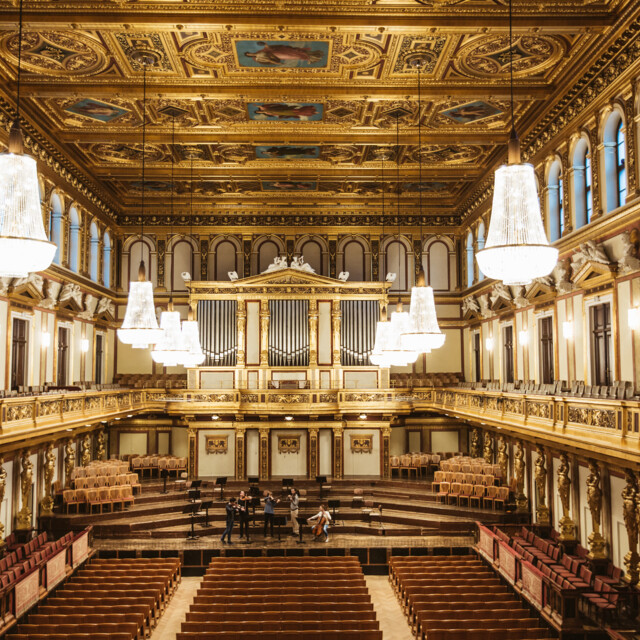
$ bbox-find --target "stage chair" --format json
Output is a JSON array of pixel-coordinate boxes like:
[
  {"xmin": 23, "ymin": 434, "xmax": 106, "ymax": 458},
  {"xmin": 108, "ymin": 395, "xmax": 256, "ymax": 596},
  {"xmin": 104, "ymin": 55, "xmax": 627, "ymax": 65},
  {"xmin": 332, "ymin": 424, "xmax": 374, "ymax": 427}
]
[
  {"xmin": 493, "ymin": 486, "xmax": 510, "ymax": 510},
  {"xmin": 469, "ymin": 484, "xmax": 485, "ymax": 508},
  {"xmin": 352, "ymin": 488, "xmax": 364, "ymax": 508},
  {"xmin": 109, "ymin": 486, "xmax": 123, "ymax": 511},
  {"xmin": 432, "ymin": 471, "xmax": 445, "ymax": 493},
  {"xmin": 390, "ymin": 456, "xmax": 400, "ymax": 478},
  {"xmin": 63, "ymin": 490, "xmax": 77, "ymax": 514},
  {"xmin": 87, "ymin": 489, "xmax": 101, "ymax": 514},
  {"xmin": 436, "ymin": 481, "xmax": 450, "ymax": 504},
  {"xmin": 458, "ymin": 483, "xmax": 473, "ymax": 507},
  {"xmin": 99, "ymin": 487, "xmax": 113, "ymax": 513},
  {"xmin": 447, "ymin": 482, "xmax": 462, "ymax": 505},
  {"xmin": 483, "ymin": 485, "xmax": 498, "ymax": 509}
]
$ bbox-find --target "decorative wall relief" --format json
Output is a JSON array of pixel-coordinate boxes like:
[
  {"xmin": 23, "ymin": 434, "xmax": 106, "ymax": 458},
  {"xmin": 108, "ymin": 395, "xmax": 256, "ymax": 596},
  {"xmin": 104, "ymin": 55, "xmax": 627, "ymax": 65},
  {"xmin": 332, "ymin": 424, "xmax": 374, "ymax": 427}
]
[
  {"xmin": 278, "ymin": 435, "xmax": 301, "ymax": 454},
  {"xmin": 350, "ymin": 434, "xmax": 373, "ymax": 453},
  {"xmin": 205, "ymin": 435, "xmax": 228, "ymax": 454}
]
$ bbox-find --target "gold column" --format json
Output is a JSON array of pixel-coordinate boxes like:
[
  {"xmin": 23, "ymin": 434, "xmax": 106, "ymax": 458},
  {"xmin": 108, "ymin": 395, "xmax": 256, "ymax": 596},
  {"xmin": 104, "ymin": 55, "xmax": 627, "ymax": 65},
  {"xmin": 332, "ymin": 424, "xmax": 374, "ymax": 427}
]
[
  {"xmin": 81, "ymin": 433, "xmax": 91, "ymax": 467},
  {"xmin": 332, "ymin": 424, "xmax": 343, "ymax": 480},
  {"xmin": 260, "ymin": 299, "xmax": 269, "ymax": 366},
  {"xmin": 235, "ymin": 426, "xmax": 246, "ymax": 480},
  {"xmin": 534, "ymin": 445, "xmax": 550, "ymax": 525},
  {"xmin": 187, "ymin": 425, "xmax": 197, "ymax": 479},
  {"xmin": 308, "ymin": 428, "xmax": 318, "ymax": 479},
  {"xmin": 0, "ymin": 459, "xmax": 5, "ymax": 548},
  {"xmin": 16, "ymin": 451, "xmax": 33, "ymax": 530},
  {"xmin": 483, "ymin": 431, "xmax": 493, "ymax": 463},
  {"xmin": 64, "ymin": 439, "xmax": 75, "ymax": 489},
  {"xmin": 40, "ymin": 443, "xmax": 55, "ymax": 517},
  {"xmin": 622, "ymin": 470, "xmax": 639, "ymax": 584},
  {"xmin": 586, "ymin": 460, "xmax": 607, "ymax": 559},
  {"xmin": 381, "ymin": 426, "xmax": 391, "ymax": 479},
  {"xmin": 259, "ymin": 427, "xmax": 270, "ymax": 481},
  {"xmin": 237, "ymin": 300, "xmax": 246, "ymax": 367},
  {"xmin": 309, "ymin": 300, "xmax": 318, "ymax": 366},
  {"xmin": 331, "ymin": 299, "xmax": 341, "ymax": 366},
  {"xmin": 514, "ymin": 440, "xmax": 528, "ymax": 513},
  {"xmin": 497, "ymin": 435, "xmax": 509, "ymax": 483},
  {"xmin": 558, "ymin": 452, "xmax": 577, "ymax": 541},
  {"xmin": 96, "ymin": 429, "xmax": 106, "ymax": 462}
]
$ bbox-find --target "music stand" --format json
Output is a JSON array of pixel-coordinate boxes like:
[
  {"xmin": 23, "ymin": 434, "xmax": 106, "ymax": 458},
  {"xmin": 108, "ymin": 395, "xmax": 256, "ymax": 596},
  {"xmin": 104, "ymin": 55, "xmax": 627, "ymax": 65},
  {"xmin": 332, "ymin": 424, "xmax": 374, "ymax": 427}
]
[
  {"xmin": 316, "ymin": 475, "xmax": 327, "ymax": 498},
  {"xmin": 297, "ymin": 513, "xmax": 308, "ymax": 544},
  {"xmin": 160, "ymin": 468, "xmax": 169, "ymax": 494},
  {"xmin": 199, "ymin": 500, "xmax": 213, "ymax": 528},
  {"xmin": 216, "ymin": 477, "xmax": 227, "ymax": 500},
  {"xmin": 272, "ymin": 514, "xmax": 287, "ymax": 541},
  {"xmin": 190, "ymin": 479, "xmax": 202, "ymax": 490},
  {"xmin": 328, "ymin": 499, "xmax": 340, "ymax": 526},
  {"xmin": 248, "ymin": 476, "xmax": 259, "ymax": 486},
  {"xmin": 183, "ymin": 502, "xmax": 201, "ymax": 540},
  {"xmin": 188, "ymin": 489, "xmax": 201, "ymax": 503},
  {"xmin": 249, "ymin": 485, "xmax": 260, "ymax": 498}
]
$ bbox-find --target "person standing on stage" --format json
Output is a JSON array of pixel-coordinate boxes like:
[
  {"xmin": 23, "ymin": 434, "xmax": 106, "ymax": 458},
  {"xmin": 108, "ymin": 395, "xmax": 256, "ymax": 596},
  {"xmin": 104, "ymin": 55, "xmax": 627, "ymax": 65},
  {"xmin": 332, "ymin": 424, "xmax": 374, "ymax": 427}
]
[
  {"xmin": 307, "ymin": 504, "xmax": 332, "ymax": 542},
  {"xmin": 288, "ymin": 487, "xmax": 300, "ymax": 536},
  {"xmin": 237, "ymin": 490, "xmax": 251, "ymax": 542},
  {"xmin": 220, "ymin": 496, "xmax": 237, "ymax": 544},
  {"xmin": 262, "ymin": 490, "xmax": 280, "ymax": 538}
]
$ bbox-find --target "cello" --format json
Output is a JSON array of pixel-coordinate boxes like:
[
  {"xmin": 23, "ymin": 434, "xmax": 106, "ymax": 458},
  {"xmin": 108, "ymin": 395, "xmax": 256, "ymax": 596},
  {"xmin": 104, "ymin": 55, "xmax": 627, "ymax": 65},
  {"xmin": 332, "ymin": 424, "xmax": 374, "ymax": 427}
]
[{"xmin": 311, "ymin": 509, "xmax": 328, "ymax": 539}]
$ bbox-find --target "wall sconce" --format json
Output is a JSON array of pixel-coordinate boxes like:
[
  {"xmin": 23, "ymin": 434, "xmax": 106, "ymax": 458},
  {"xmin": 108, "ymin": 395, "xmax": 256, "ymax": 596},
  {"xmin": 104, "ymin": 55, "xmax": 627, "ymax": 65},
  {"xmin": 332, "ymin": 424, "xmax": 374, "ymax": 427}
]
[
  {"xmin": 81, "ymin": 338, "xmax": 90, "ymax": 353},
  {"xmin": 629, "ymin": 307, "xmax": 640, "ymax": 331},
  {"xmin": 562, "ymin": 321, "xmax": 574, "ymax": 340},
  {"xmin": 284, "ymin": 416, "xmax": 294, "ymax": 421},
  {"xmin": 41, "ymin": 330, "xmax": 50, "ymax": 348},
  {"xmin": 359, "ymin": 413, "xmax": 367, "ymax": 420},
  {"xmin": 518, "ymin": 330, "xmax": 529, "ymax": 345},
  {"xmin": 485, "ymin": 337, "xmax": 494, "ymax": 351}
]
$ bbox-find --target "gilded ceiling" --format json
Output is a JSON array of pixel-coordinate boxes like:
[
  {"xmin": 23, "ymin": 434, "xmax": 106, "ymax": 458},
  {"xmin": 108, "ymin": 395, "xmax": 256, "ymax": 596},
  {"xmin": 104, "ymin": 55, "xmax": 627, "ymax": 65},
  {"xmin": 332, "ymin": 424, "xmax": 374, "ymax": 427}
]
[{"xmin": 0, "ymin": 0, "xmax": 632, "ymax": 225}]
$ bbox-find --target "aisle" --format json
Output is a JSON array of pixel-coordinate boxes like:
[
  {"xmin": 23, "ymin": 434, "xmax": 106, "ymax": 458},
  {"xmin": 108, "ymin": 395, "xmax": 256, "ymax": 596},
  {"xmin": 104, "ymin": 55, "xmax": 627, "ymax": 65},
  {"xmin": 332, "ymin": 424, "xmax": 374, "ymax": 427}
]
[
  {"xmin": 365, "ymin": 574, "xmax": 414, "ymax": 640},
  {"xmin": 150, "ymin": 576, "xmax": 201, "ymax": 640}
]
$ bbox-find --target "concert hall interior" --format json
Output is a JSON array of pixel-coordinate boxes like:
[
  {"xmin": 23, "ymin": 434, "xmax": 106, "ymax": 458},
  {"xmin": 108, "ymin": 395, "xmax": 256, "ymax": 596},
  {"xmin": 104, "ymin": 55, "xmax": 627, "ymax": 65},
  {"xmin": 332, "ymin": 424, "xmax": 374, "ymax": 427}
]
[{"xmin": 0, "ymin": 0, "xmax": 640, "ymax": 638}]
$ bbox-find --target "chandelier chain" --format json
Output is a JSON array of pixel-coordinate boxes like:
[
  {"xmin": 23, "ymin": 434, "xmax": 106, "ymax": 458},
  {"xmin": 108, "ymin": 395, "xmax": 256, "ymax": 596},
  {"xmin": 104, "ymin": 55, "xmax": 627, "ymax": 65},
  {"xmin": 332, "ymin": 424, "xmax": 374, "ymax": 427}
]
[{"xmin": 15, "ymin": 0, "xmax": 23, "ymax": 121}]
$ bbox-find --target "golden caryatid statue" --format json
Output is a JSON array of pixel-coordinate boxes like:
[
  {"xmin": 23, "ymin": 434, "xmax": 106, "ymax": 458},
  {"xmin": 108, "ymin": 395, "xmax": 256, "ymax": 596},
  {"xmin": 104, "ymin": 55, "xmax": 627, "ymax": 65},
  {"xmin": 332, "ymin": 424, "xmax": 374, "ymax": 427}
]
[
  {"xmin": 586, "ymin": 461, "xmax": 607, "ymax": 559},
  {"xmin": 64, "ymin": 439, "xmax": 75, "ymax": 489},
  {"xmin": 622, "ymin": 470, "xmax": 639, "ymax": 584},
  {"xmin": 40, "ymin": 443, "xmax": 56, "ymax": 517},
  {"xmin": 558, "ymin": 452, "xmax": 576, "ymax": 541},
  {"xmin": 81, "ymin": 433, "xmax": 91, "ymax": 467},
  {"xmin": 96, "ymin": 429, "xmax": 106, "ymax": 462},
  {"xmin": 534, "ymin": 445, "xmax": 550, "ymax": 525},
  {"xmin": 0, "ymin": 458, "xmax": 7, "ymax": 546},
  {"xmin": 16, "ymin": 451, "xmax": 33, "ymax": 530},
  {"xmin": 497, "ymin": 435, "xmax": 508, "ymax": 484},
  {"xmin": 483, "ymin": 432, "xmax": 493, "ymax": 464},
  {"xmin": 514, "ymin": 440, "xmax": 527, "ymax": 513},
  {"xmin": 470, "ymin": 428, "xmax": 481, "ymax": 459}
]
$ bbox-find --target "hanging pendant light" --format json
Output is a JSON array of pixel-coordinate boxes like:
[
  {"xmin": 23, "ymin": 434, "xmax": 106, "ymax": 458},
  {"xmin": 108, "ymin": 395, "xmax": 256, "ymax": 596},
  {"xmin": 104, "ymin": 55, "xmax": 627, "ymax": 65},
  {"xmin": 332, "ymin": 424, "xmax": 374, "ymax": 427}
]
[
  {"xmin": 0, "ymin": 0, "xmax": 56, "ymax": 277},
  {"xmin": 401, "ymin": 55, "xmax": 446, "ymax": 353},
  {"xmin": 118, "ymin": 52, "xmax": 163, "ymax": 349},
  {"xmin": 475, "ymin": 0, "xmax": 557, "ymax": 286},
  {"xmin": 180, "ymin": 155, "xmax": 205, "ymax": 367},
  {"xmin": 152, "ymin": 115, "xmax": 190, "ymax": 366}
]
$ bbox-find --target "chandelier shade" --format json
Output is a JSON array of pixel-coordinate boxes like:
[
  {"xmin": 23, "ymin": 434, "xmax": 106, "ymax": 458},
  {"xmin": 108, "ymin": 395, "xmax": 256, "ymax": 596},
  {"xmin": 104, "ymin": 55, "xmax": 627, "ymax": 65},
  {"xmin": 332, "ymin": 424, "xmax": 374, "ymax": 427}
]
[
  {"xmin": 0, "ymin": 149, "xmax": 56, "ymax": 277},
  {"xmin": 401, "ymin": 275, "xmax": 446, "ymax": 353},
  {"xmin": 370, "ymin": 314, "xmax": 392, "ymax": 368},
  {"xmin": 180, "ymin": 318, "xmax": 206, "ymax": 367},
  {"xmin": 381, "ymin": 303, "xmax": 419, "ymax": 366},
  {"xmin": 476, "ymin": 162, "xmax": 558, "ymax": 286},
  {"xmin": 151, "ymin": 308, "xmax": 188, "ymax": 367}
]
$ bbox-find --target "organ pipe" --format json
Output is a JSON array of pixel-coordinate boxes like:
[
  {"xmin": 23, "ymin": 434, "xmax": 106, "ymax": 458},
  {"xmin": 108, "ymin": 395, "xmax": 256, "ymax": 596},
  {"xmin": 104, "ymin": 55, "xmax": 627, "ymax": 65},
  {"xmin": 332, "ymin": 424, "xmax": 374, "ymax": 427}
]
[
  {"xmin": 340, "ymin": 300, "xmax": 378, "ymax": 366},
  {"xmin": 268, "ymin": 300, "xmax": 310, "ymax": 366},
  {"xmin": 198, "ymin": 300, "xmax": 237, "ymax": 366}
]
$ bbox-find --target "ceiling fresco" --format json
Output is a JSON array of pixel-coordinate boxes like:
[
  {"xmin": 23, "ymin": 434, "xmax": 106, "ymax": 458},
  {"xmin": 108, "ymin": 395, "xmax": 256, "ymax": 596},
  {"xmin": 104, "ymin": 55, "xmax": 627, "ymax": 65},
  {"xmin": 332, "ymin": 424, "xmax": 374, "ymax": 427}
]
[{"xmin": 0, "ymin": 0, "xmax": 628, "ymax": 222}]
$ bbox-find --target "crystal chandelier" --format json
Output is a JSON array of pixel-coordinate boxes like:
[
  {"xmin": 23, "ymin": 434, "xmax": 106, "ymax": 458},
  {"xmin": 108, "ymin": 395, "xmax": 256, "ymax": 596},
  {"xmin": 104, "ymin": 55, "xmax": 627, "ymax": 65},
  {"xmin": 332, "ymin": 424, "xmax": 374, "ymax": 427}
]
[
  {"xmin": 117, "ymin": 52, "xmax": 162, "ymax": 349},
  {"xmin": 0, "ymin": 0, "xmax": 56, "ymax": 277},
  {"xmin": 400, "ymin": 55, "xmax": 446, "ymax": 354},
  {"xmin": 180, "ymin": 156, "xmax": 205, "ymax": 367},
  {"xmin": 475, "ymin": 0, "xmax": 557, "ymax": 286},
  {"xmin": 382, "ymin": 301, "xmax": 419, "ymax": 366}
]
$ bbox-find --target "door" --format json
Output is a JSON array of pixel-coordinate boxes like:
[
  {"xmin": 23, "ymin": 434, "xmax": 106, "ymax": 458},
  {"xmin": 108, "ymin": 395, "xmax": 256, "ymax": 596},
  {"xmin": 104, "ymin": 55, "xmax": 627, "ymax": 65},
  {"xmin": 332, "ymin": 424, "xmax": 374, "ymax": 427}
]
[
  {"xmin": 11, "ymin": 318, "xmax": 28, "ymax": 390},
  {"xmin": 94, "ymin": 333, "xmax": 104, "ymax": 384},
  {"xmin": 591, "ymin": 303, "xmax": 612, "ymax": 386},
  {"xmin": 503, "ymin": 325, "xmax": 514, "ymax": 383},
  {"xmin": 57, "ymin": 326, "xmax": 69, "ymax": 386},
  {"xmin": 539, "ymin": 316, "xmax": 554, "ymax": 384}
]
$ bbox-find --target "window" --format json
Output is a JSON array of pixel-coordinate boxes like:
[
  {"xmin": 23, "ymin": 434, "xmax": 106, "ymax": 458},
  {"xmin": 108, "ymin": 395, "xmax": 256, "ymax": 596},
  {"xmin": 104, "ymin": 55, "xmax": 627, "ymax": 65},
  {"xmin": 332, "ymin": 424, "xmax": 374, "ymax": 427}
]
[
  {"xmin": 585, "ymin": 152, "xmax": 593, "ymax": 224},
  {"xmin": 476, "ymin": 223, "xmax": 485, "ymax": 282},
  {"xmin": 538, "ymin": 316, "xmax": 554, "ymax": 384},
  {"xmin": 473, "ymin": 333, "xmax": 481, "ymax": 383},
  {"xmin": 502, "ymin": 325, "xmax": 514, "ymax": 383},
  {"xmin": 547, "ymin": 160, "xmax": 563, "ymax": 241},
  {"xmin": 103, "ymin": 232, "xmax": 112, "ymax": 288},
  {"xmin": 11, "ymin": 318, "xmax": 28, "ymax": 391},
  {"xmin": 590, "ymin": 303, "xmax": 612, "ymax": 386},
  {"xmin": 95, "ymin": 333, "xmax": 104, "ymax": 385},
  {"xmin": 57, "ymin": 326, "xmax": 70, "ymax": 386},
  {"xmin": 572, "ymin": 138, "xmax": 592, "ymax": 230},
  {"xmin": 49, "ymin": 193, "xmax": 63, "ymax": 265},
  {"xmin": 69, "ymin": 207, "xmax": 80, "ymax": 272},
  {"xmin": 466, "ymin": 232, "xmax": 474, "ymax": 288},
  {"xmin": 616, "ymin": 119, "xmax": 626, "ymax": 206},
  {"xmin": 89, "ymin": 222, "xmax": 99, "ymax": 282}
]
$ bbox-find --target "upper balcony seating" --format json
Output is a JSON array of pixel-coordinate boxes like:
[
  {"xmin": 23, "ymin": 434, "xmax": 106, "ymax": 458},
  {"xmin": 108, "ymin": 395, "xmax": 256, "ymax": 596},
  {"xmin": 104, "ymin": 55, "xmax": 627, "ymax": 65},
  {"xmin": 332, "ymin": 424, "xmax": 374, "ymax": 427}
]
[
  {"xmin": 114, "ymin": 374, "xmax": 187, "ymax": 390},
  {"xmin": 391, "ymin": 372, "xmax": 463, "ymax": 388},
  {"xmin": 0, "ymin": 382, "xmax": 120, "ymax": 398}
]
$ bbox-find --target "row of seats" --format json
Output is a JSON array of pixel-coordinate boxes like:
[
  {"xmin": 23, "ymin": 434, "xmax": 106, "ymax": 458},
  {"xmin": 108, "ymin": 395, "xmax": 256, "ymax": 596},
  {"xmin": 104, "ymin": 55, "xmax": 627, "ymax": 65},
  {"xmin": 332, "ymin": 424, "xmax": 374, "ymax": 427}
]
[
  {"xmin": 434, "ymin": 471, "xmax": 501, "ymax": 487},
  {"xmin": 436, "ymin": 482, "xmax": 509, "ymax": 510},
  {"xmin": 115, "ymin": 374, "xmax": 187, "ymax": 389},
  {"xmin": 63, "ymin": 486, "xmax": 135, "ymax": 514},
  {"xmin": 391, "ymin": 372, "xmax": 463, "ymax": 388},
  {"xmin": 131, "ymin": 455, "xmax": 187, "ymax": 477},
  {"xmin": 73, "ymin": 462, "xmax": 130, "ymax": 478},
  {"xmin": 8, "ymin": 558, "xmax": 181, "ymax": 640},
  {"xmin": 390, "ymin": 554, "xmax": 551, "ymax": 640},
  {"xmin": 178, "ymin": 556, "xmax": 382, "ymax": 640}
]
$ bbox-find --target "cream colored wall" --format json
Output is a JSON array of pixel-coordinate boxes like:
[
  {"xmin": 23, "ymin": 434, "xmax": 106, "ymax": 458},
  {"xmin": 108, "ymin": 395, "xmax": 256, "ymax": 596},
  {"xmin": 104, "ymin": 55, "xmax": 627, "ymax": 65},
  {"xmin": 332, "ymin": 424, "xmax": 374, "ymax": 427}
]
[
  {"xmin": 117, "ymin": 342, "xmax": 154, "ymax": 375},
  {"xmin": 426, "ymin": 329, "xmax": 462, "ymax": 372},
  {"xmin": 2, "ymin": 459, "xmax": 12, "ymax": 536},
  {"xmin": 246, "ymin": 429, "xmax": 259, "ymax": 477},
  {"xmin": 245, "ymin": 301, "xmax": 260, "ymax": 366},
  {"xmin": 271, "ymin": 430, "xmax": 307, "ymax": 476},
  {"xmin": 198, "ymin": 429, "xmax": 235, "ymax": 477},
  {"xmin": 578, "ymin": 464, "xmax": 591, "ymax": 548},
  {"xmin": 431, "ymin": 431, "xmax": 458, "ymax": 453},
  {"xmin": 610, "ymin": 474, "xmax": 627, "ymax": 569},
  {"xmin": 343, "ymin": 370, "xmax": 377, "ymax": 389},
  {"xmin": 573, "ymin": 293, "xmax": 585, "ymax": 383},
  {"xmin": 157, "ymin": 432, "xmax": 170, "ymax": 455},
  {"xmin": 171, "ymin": 427, "xmax": 188, "ymax": 458},
  {"xmin": 343, "ymin": 429, "xmax": 380, "ymax": 476},
  {"xmin": 390, "ymin": 426, "xmax": 405, "ymax": 457},
  {"xmin": 119, "ymin": 433, "xmax": 148, "ymax": 456},
  {"xmin": 319, "ymin": 429, "xmax": 332, "ymax": 476}
]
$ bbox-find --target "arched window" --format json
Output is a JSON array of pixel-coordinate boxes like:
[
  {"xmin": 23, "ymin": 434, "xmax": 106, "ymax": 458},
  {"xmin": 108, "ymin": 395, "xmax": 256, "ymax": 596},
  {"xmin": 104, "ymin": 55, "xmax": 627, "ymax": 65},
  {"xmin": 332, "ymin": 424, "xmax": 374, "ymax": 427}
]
[
  {"xmin": 385, "ymin": 240, "xmax": 409, "ymax": 293},
  {"xmin": 257, "ymin": 240, "xmax": 280, "ymax": 274},
  {"xmin": 126, "ymin": 239, "xmax": 152, "ymax": 288},
  {"xmin": 616, "ymin": 118, "xmax": 626, "ymax": 206},
  {"xmin": 212, "ymin": 240, "xmax": 238, "ymax": 280},
  {"xmin": 49, "ymin": 193, "xmax": 63, "ymax": 265},
  {"xmin": 572, "ymin": 138, "xmax": 593, "ymax": 229},
  {"xmin": 68, "ymin": 207, "xmax": 80, "ymax": 272},
  {"xmin": 342, "ymin": 240, "xmax": 366, "ymax": 281},
  {"xmin": 170, "ymin": 239, "xmax": 194, "ymax": 291},
  {"xmin": 103, "ymin": 231, "xmax": 112, "ymax": 288},
  {"xmin": 466, "ymin": 232, "xmax": 474, "ymax": 288},
  {"xmin": 300, "ymin": 240, "xmax": 323, "ymax": 275},
  {"xmin": 425, "ymin": 240, "xmax": 450, "ymax": 291},
  {"xmin": 476, "ymin": 222, "xmax": 486, "ymax": 282},
  {"xmin": 89, "ymin": 222, "xmax": 99, "ymax": 281},
  {"xmin": 547, "ymin": 159, "xmax": 563, "ymax": 242}
]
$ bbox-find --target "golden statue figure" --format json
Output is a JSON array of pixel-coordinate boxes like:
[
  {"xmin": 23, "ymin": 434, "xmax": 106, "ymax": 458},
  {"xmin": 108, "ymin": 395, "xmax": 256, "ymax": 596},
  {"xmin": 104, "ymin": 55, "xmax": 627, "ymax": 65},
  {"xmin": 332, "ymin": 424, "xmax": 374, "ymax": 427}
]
[
  {"xmin": 497, "ymin": 435, "xmax": 508, "ymax": 484},
  {"xmin": 16, "ymin": 451, "xmax": 33, "ymax": 530},
  {"xmin": 64, "ymin": 439, "xmax": 75, "ymax": 489},
  {"xmin": 0, "ymin": 458, "xmax": 7, "ymax": 545},
  {"xmin": 40, "ymin": 443, "xmax": 55, "ymax": 517},
  {"xmin": 534, "ymin": 445, "xmax": 550, "ymax": 525},
  {"xmin": 586, "ymin": 461, "xmax": 607, "ymax": 559},
  {"xmin": 622, "ymin": 470, "xmax": 639, "ymax": 584},
  {"xmin": 514, "ymin": 440, "xmax": 527, "ymax": 513},
  {"xmin": 558, "ymin": 452, "xmax": 576, "ymax": 541},
  {"xmin": 470, "ymin": 428, "xmax": 481, "ymax": 459},
  {"xmin": 81, "ymin": 433, "xmax": 91, "ymax": 467},
  {"xmin": 483, "ymin": 431, "xmax": 493, "ymax": 464},
  {"xmin": 96, "ymin": 429, "xmax": 106, "ymax": 462}
]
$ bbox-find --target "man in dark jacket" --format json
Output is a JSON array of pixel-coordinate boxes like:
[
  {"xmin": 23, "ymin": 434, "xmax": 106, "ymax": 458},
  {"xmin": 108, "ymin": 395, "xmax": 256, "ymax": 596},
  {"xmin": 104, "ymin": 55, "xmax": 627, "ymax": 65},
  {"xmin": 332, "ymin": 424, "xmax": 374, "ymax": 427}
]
[
  {"xmin": 220, "ymin": 496, "xmax": 237, "ymax": 544},
  {"xmin": 262, "ymin": 491, "xmax": 280, "ymax": 538},
  {"xmin": 237, "ymin": 490, "xmax": 252, "ymax": 542}
]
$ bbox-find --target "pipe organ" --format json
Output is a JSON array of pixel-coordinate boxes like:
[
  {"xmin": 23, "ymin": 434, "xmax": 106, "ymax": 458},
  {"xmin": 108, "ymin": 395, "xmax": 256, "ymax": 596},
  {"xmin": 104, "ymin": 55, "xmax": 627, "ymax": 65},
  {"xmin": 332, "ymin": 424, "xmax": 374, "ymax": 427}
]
[
  {"xmin": 188, "ymin": 268, "xmax": 390, "ymax": 374},
  {"xmin": 340, "ymin": 300, "xmax": 378, "ymax": 366}
]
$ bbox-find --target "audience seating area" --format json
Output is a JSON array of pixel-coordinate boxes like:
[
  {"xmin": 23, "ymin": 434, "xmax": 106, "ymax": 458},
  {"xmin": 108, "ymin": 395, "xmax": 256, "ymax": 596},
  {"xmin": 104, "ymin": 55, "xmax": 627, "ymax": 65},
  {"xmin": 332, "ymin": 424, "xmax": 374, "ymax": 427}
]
[
  {"xmin": 390, "ymin": 554, "xmax": 551, "ymax": 640},
  {"xmin": 391, "ymin": 372, "xmax": 463, "ymax": 388},
  {"xmin": 7, "ymin": 557, "xmax": 181, "ymax": 640},
  {"xmin": 0, "ymin": 383, "xmax": 120, "ymax": 398},
  {"xmin": 130, "ymin": 455, "xmax": 187, "ymax": 478},
  {"xmin": 114, "ymin": 374, "xmax": 187, "ymax": 389},
  {"xmin": 177, "ymin": 556, "xmax": 382, "ymax": 640}
]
